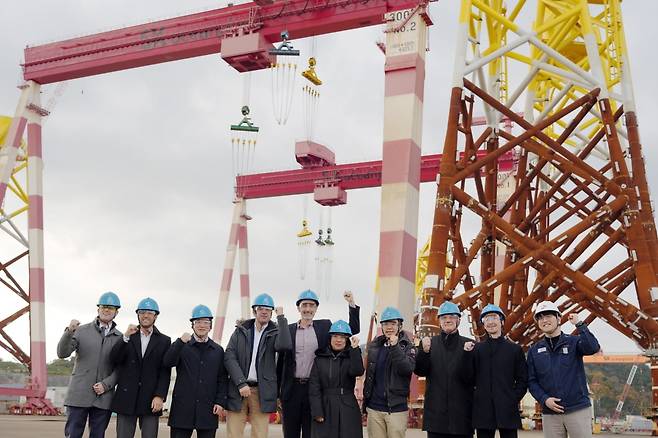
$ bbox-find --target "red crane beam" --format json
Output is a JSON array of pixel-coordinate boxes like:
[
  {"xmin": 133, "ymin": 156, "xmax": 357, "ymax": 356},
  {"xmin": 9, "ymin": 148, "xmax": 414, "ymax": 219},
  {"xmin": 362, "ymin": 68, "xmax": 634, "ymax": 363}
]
[
  {"xmin": 23, "ymin": 0, "xmax": 423, "ymax": 84},
  {"xmin": 236, "ymin": 151, "xmax": 515, "ymax": 199}
]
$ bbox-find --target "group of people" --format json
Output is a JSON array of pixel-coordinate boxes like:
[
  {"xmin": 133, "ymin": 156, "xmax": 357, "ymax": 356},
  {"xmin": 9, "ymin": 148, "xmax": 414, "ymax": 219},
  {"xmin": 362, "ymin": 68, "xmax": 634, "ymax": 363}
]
[{"xmin": 58, "ymin": 290, "xmax": 600, "ymax": 438}]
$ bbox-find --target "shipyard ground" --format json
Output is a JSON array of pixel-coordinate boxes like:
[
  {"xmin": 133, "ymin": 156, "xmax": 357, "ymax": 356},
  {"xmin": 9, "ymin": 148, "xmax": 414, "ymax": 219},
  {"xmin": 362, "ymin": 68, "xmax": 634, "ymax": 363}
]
[{"xmin": 0, "ymin": 415, "xmax": 648, "ymax": 438}]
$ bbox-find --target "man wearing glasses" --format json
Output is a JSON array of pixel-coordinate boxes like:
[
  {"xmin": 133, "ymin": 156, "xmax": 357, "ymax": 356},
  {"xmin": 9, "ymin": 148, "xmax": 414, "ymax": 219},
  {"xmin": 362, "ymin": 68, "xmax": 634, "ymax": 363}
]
[
  {"xmin": 57, "ymin": 291, "xmax": 123, "ymax": 438},
  {"xmin": 224, "ymin": 293, "xmax": 292, "ymax": 438},
  {"xmin": 110, "ymin": 297, "xmax": 172, "ymax": 438},
  {"xmin": 164, "ymin": 304, "xmax": 229, "ymax": 438},
  {"xmin": 527, "ymin": 301, "xmax": 600, "ymax": 438},
  {"xmin": 416, "ymin": 301, "xmax": 474, "ymax": 438},
  {"xmin": 461, "ymin": 304, "xmax": 528, "ymax": 438}
]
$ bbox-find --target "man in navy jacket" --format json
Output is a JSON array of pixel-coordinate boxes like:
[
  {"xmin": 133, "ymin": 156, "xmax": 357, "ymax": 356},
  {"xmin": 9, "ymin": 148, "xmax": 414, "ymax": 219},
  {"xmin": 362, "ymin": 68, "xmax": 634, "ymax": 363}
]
[{"xmin": 527, "ymin": 301, "xmax": 600, "ymax": 438}]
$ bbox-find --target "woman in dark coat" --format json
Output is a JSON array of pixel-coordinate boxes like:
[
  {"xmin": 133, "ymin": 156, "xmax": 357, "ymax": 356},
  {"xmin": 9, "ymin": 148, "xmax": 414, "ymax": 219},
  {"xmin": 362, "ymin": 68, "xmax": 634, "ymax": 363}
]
[
  {"xmin": 308, "ymin": 319, "xmax": 365, "ymax": 438},
  {"xmin": 461, "ymin": 304, "xmax": 528, "ymax": 438}
]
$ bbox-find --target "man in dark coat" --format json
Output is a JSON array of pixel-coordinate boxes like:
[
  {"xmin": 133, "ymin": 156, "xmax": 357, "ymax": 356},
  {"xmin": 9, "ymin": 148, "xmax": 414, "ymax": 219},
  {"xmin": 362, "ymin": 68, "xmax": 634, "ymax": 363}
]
[
  {"xmin": 110, "ymin": 297, "xmax": 171, "ymax": 438},
  {"xmin": 309, "ymin": 320, "xmax": 364, "ymax": 438},
  {"xmin": 278, "ymin": 289, "xmax": 360, "ymax": 438},
  {"xmin": 461, "ymin": 304, "xmax": 528, "ymax": 438},
  {"xmin": 416, "ymin": 301, "xmax": 474, "ymax": 438},
  {"xmin": 163, "ymin": 304, "xmax": 228, "ymax": 438},
  {"xmin": 224, "ymin": 293, "xmax": 292, "ymax": 438},
  {"xmin": 363, "ymin": 306, "xmax": 416, "ymax": 438}
]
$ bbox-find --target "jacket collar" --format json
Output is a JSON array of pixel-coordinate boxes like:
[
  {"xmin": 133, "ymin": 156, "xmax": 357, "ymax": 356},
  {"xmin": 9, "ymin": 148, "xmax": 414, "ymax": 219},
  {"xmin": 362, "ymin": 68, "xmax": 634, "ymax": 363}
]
[
  {"xmin": 189, "ymin": 336, "xmax": 218, "ymax": 349},
  {"xmin": 93, "ymin": 318, "xmax": 120, "ymax": 336},
  {"xmin": 237, "ymin": 318, "xmax": 276, "ymax": 334},
  {"xmin": 316, "ymin": 345, "xmax": 352, "ymax": 358}
]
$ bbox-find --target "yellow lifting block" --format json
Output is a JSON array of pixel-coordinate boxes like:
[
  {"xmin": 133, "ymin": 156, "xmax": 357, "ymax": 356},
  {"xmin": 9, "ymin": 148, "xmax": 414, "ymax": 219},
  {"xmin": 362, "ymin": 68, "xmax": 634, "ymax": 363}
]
[{"xmin": 301, "ymin": 57, "xmax": 322, "ymax": 86}]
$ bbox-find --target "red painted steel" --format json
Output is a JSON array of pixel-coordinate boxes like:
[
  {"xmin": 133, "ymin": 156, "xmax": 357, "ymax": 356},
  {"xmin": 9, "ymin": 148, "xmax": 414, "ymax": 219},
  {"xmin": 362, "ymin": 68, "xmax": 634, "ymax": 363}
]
[
  {"xmin": 236, "ymin": 150, "xmax": 515, "ymax": 200},
  {"xmin": 23, "ymin": 0, "xmax": 424, "ymax": 84}
]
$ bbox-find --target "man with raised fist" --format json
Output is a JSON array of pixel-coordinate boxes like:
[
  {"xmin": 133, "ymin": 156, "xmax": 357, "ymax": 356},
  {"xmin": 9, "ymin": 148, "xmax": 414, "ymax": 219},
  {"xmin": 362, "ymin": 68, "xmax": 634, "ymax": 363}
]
[
  {"xmin": 110, "ymin": 297, "xmax": 171, "ymax": 438},
  {"xmin": 57, "ymin": 291, "xmax": 123, "ymax": 438}
]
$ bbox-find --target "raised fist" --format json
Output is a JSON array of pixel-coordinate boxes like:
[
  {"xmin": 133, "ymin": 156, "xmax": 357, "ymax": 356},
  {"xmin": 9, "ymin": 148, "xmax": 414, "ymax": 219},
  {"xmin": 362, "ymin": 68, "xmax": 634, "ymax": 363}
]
[
  {"xmin": 68, "ymin": 319, "xmax": 80, "ymax": 332},
  {"xmin": 350, "ymin": 336, "xmax": 360, "ymax": 349},
  {"xmin": 275, "ymin": 306, "xmax": 284, "ymax": 317},
  {"xmin": 568, "ymin": 313, "xmax": 579, "ymax": 325},
  {"xmin": 343, "ymin": 291, "xmax": 355, "ymax": 306},
  {"xmin": 124, "ymin": 324, "xmax": 138, "ymax": 338},
  {"xmin": 421, "ymin": 336, "xmax": 431, "ymax": 353},
  {"xmin": 180, "ymin": 332, "xmax": 192, "ymax": 343}
]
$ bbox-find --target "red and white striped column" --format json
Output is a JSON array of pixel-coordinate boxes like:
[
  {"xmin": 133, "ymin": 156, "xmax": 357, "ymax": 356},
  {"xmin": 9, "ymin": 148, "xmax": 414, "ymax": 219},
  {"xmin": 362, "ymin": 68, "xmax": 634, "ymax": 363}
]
[
  {"xmin": 26, "ymin": 83, "xmax": 47, "ymax": 397},
  {"xmin": 237, "ymin": 200, "xmax": 251, "ymax": 320},
  {"xmin": 0, "ymin": 84, "xmax": 32, "ymax": 206},
  {"xmin": 377, "ymin": 10, "xmax": 429, "ymax": 323},
  {"xmin": 213, "ymin": 199, "xmax": 242, "ymax": 342}
]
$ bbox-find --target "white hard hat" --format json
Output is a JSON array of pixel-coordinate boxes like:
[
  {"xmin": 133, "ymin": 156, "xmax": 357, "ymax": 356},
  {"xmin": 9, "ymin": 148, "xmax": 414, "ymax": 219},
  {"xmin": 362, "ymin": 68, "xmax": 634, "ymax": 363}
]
[{"xmin": 534, "ymin": 301, "xmax": 561, "ymax": 319}]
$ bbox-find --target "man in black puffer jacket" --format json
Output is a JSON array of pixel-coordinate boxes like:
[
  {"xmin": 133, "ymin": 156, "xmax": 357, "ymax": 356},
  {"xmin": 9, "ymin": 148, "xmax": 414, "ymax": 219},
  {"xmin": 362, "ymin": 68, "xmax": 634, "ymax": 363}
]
[{"xmin": 363, "ymin": 306, "xmax": 416, "ymax": 438}]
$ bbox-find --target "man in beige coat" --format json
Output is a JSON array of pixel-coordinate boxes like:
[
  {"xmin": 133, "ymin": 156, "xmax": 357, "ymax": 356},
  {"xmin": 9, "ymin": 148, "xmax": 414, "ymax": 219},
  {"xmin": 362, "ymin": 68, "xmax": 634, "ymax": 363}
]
[{"xmin": 58, "ymin": 291, "xmax": 123, "ymax": 438}]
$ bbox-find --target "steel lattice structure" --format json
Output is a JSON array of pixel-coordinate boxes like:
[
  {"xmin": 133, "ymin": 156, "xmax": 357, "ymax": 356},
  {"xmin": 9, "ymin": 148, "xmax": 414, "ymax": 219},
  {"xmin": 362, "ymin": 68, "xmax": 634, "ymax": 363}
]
[{"xmin": 419, "ymin": 0, "xmax": 658, "ymax": 419}]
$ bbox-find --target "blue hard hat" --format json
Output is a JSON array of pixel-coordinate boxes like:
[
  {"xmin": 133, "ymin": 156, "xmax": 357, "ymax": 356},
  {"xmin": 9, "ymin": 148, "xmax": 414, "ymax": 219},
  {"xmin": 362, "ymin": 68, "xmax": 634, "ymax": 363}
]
[
  {"xmin": 296, "ymin": 289, "xmax": 320, "ymax": 306},
  {"xmin": 438, "ymin": 301, "xmax": 461, "ymax": 317},
  {"xmin": 328, "ymin": 320, "xmax": 352, "ymax": 336},
  {"xmin": 252, "ymin": 293, "xmax": 275, "ymax": 309},
  {"xmin": 190, "ymin": 304, "xmax": 213, "ymax": 321},
  {"xmin": 98, "ymin": 291, "xmax": 121, "ymax": 308},
  {"xmin": 480, "ymin": 304, "xmax": 505, "ymax": 322},
  {"xmin": 380, "ymin": 306, "xmax": 404, "ymax": 323},
  {"xmin": 136, "ymin": 297, "xmax": 160, "ymax": 314}
]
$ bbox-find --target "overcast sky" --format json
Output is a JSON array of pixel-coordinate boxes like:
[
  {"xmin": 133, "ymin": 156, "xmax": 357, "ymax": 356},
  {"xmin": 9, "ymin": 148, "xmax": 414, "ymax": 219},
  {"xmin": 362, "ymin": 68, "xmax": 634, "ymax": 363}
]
[{"xmin": 1, "ymin": 1, "xmax": 658, "ymax": 363}]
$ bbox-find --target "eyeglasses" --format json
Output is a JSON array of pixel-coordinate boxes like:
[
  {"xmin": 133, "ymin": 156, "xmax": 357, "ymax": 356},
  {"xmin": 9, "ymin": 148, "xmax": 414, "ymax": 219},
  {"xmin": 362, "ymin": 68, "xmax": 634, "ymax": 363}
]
[
  {"xmin": 439, "ymin": 315, "xmax": 459, "ymax": 321},
  {"xmin": 193, "ymin": 319, "xmax": 212, "ymax": 326},
  {"xmin": 254, "ymin": 306, "xmax": 273, "ymax": 313},
  {"xmin": 137, "ymin": 310, "xmax": 156, "ymax": 316},
  {"xmin": 98, "ymin": 305, "xmax": 118, "ymax": 311},
  {"xmin": 482, "ymin": 314, "xmax": 501, "ymax": 322}
]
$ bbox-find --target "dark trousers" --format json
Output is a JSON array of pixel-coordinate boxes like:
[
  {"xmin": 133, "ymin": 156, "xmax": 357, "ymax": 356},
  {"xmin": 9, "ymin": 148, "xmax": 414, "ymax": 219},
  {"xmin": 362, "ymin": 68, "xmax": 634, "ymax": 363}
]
[
  {"xmin": 282, "ymin": 381, "xmax": 312, "ymax": 438},
  {"xmin": 477, "ymin": 429, "xmax": 518, "ymax": 438},
  {"xmin": 116, "ymin": 413, "xmax": 159, "ymax": 438},
  {"xmin": 64, "ymin": 406, "xmax": 112, "ymax": 438},
  {"xmin": 170, "ymin": 428, "xmax": 216, "ymax": 438}
]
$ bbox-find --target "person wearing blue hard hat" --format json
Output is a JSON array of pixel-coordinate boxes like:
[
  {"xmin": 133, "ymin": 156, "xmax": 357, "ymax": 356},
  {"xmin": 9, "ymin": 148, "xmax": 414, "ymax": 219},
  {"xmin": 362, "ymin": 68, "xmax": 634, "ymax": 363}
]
[
  {"xmin": 363, "ymin": 307, "xmax": 416, "ymax": 438},
  {"xmin": 57, "ymin": 291, "xmax": 123, "ymax": 438},
  {"xmin": 309, "ymin": 320, "xmax": 364, "ymax": 438},
  {"xmin": 109, "ymin": 297, "xmax": 172, "ymax": 438},
  {"xmin": 224, "ymin": 293, "xmax": 292, "ymax": 438},
  {"xmin": 460, "ymin": 304, "xmax": 528, "ymax": 438},
  {"xmin": 163, "ymin": 304, "xmax": 229, "ymax": 438},
  {"xmin": 279, "ymin": 289, "xmax": 361, "ymax": 438},
  {"xmin": 415, "ymin": 300, "xmax": 475, "ymax": 438}
]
